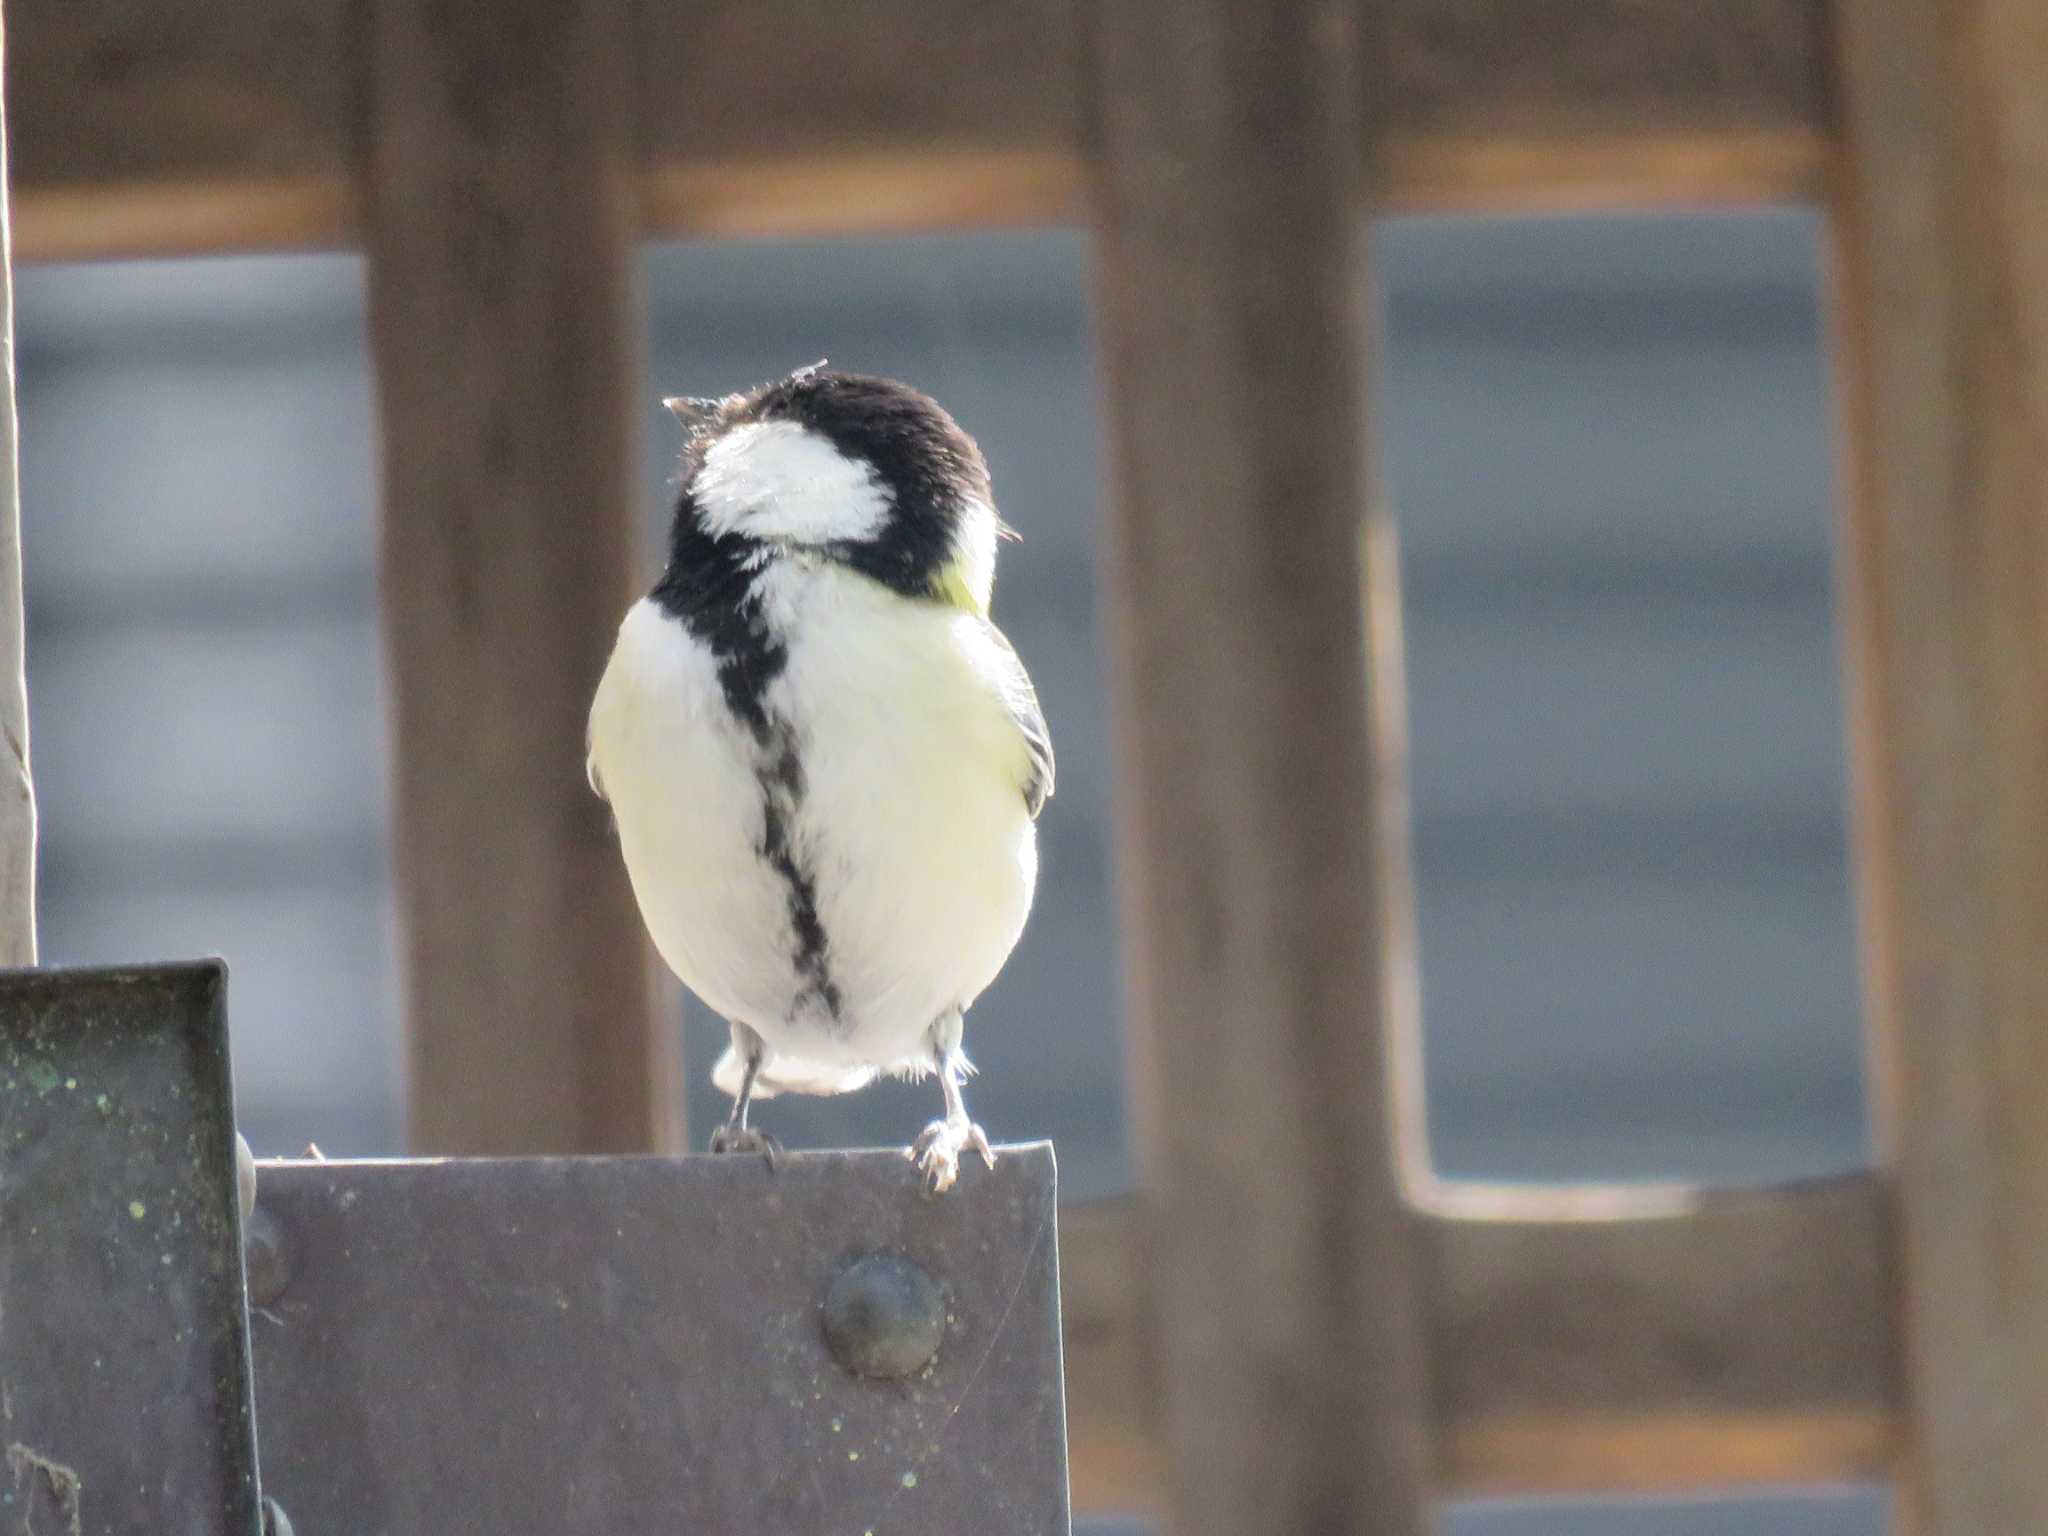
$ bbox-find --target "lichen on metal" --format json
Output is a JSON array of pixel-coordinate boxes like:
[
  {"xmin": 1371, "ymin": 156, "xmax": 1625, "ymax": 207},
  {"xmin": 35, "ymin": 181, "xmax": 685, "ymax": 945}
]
[{"xmin": 0, "ymin": 960, "xmax": 265, "ymax": 1534}]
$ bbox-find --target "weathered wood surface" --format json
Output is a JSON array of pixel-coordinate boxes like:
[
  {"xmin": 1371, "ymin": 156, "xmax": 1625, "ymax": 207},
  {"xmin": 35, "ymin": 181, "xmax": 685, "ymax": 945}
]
[
  {"xmin": 1062, "ymin": 1176, "xmax": 1895, "ymax": 1508},
  {"xmin": 1379, "ymin": 0, "xmax": 1827, "ymax": 209},
  {"xmin": 10, "ymin": 0, "xmax": 1827, "ymax": 259},
  {"xmin": 10, "ymin": 0, "xmax": 355, "ymax": 261},
  {"xmin": 1827, "ymin": 0, "xmax": 2048, "ymax": 1528},
  {"xmin": 367, "ymin": 0, "xmax": 676, "ymax": 1154},
  {"xmin": 1057, "ymin": 1197, "xmax": 1162, "ymax": 1508},
  {"xmin": 0, "ymin": 0, "xmax": 32, "ymax": 966},
  {"xmin": 1089, "ymin": 3, "xmax": 1431, "ymax": 1532}
]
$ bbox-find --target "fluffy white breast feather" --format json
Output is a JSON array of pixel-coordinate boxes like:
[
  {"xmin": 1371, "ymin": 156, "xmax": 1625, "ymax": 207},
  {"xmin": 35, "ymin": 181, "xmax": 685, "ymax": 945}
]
[{"xmin": 586, "ymin": 562, "xmax": 1040, "ymax": 1090}]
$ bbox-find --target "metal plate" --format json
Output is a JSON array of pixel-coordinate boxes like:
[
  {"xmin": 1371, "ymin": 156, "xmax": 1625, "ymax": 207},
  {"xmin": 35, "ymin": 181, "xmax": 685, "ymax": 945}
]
[
  {"xmin": 251, "ymin": 1146, "xmax": 1069, "ymax": 1535},
  {"xmin": 0, "ymin": 961, "xmax": 263, "ymax": 1535}
]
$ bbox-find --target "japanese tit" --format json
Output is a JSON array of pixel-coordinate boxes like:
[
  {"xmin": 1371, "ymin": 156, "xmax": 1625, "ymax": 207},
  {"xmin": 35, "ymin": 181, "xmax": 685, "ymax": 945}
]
[{"xmin": 586, "ymin": 367, "xmax": 1052, "ymax": 1192}]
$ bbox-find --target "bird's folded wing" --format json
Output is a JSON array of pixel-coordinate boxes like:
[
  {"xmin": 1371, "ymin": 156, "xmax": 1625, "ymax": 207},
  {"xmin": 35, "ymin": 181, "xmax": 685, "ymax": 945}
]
[{"xmin": 982, "ymin": 620, "xmax": 1055, "ymax": 819}]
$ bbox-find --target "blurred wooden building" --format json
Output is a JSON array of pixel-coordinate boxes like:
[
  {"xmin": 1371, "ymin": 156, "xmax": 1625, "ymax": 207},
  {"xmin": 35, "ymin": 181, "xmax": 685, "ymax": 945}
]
[{"xmin": 8, "ymin": 2, "xmax": 2048, "ymax": 1532}]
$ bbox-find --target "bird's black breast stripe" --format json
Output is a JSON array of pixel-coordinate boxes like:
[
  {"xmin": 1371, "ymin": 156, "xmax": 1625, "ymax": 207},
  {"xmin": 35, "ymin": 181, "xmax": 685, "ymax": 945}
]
[
  {"xmin": 754, "ymin": 738, "xmax": 843, "ymax": 1022},
  {"xmin": 653, "ymin": 508, "xmax": 843, "ymax": 1024}
]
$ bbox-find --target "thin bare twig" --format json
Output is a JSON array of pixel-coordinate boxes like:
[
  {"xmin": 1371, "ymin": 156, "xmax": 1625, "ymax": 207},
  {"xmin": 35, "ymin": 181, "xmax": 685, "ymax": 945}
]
[{"xmin": 0, "ymin": 3, "xmax": 36, "ymax": 967}]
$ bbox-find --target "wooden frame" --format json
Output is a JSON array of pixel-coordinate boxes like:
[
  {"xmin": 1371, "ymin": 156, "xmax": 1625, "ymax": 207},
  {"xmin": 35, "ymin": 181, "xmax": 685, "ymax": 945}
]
[
  {"xmin": 1064, "ymin": 1177, "xmax": 1893, "ymax": 1504},
  {"xmin": 12, "ymin": 0, "xmax": 2046, "ymax": 1528},
  {"xmin": 13, "ymin": 0, "xmax": 1827, "ymax": 261}
]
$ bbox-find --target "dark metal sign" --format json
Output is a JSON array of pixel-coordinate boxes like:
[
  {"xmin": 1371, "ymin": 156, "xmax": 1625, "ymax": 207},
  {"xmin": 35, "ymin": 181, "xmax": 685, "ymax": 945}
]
[{"xmin": 2, "ymin": 962, "xmax": 1070, "ymax": 1535}]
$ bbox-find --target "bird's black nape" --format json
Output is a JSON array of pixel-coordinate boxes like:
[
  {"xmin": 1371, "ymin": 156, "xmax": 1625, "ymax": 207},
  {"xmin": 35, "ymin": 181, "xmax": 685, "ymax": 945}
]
[
  {"xmin": 650, "ymin": 367, "xmax": 1000, "ymax": 733},
  {"xmin": 701, "ymin": 368, "xmax": 995, "ymax": 603},
  {"xmin": 757, "ymin": 369, "xmax": 992, "ymax": 599}
]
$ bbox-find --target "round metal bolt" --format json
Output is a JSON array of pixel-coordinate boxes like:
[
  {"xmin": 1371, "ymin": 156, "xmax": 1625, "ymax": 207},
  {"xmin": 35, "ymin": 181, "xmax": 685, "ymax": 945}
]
[
  {"xmin": 244, "ymin": 1204, "xmax": 291, "ymax": 1308},
  {"xmin": 262, "ymin": 1496, "xmax": 294, "ymax": 1536},
  {"xmin": 821, "ymin": 1253, "xmax": 945, "ymax": 1380}
]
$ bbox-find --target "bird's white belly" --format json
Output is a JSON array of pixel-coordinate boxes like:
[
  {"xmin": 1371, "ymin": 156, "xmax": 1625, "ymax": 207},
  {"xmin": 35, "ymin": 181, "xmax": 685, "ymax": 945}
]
[{"xmin": 588, "ymin": 582, "xmax": 1038, "ymax": 1069}]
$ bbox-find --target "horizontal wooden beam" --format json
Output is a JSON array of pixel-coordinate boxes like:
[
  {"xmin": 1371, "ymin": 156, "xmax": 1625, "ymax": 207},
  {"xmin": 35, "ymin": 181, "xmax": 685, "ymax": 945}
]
[
  {"xmin": 1063, "ymin": 1172, "xmax": 1896, "ymax": 1510},
  {"xmin": 1419, "ymin": 1174, "xmax": 1895, "ymax": 1493},
  {"xmin": 12, "ymin": 0, "xmax": 1827, "ymax": 262},
  {"xmin": 12, "ymin": 0, "xmax": 358, "ymax": 262}
]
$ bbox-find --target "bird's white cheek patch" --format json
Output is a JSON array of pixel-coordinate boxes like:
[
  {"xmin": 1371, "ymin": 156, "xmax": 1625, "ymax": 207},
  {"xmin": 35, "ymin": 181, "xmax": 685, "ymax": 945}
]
[{"xmin": 692, "ymin": 420, "xmax": 892, "ymax": 545}]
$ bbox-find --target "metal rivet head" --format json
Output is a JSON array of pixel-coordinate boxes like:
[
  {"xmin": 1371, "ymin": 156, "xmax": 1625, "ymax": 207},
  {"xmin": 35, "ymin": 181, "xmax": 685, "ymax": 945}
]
[
  {"xmin": 244, "ymin": 1204, "xmax": 291, "ymax": 1308},
  {"xmin": 821, "ymin": 1253, "xmax": 945, "ymax": 1380}
]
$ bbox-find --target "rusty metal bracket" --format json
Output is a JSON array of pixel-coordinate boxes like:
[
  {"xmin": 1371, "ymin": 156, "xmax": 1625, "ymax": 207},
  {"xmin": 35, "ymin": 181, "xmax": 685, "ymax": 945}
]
[{"xmin": 0, "ymin": 961, "xmax": 265, "ymax": 1534}]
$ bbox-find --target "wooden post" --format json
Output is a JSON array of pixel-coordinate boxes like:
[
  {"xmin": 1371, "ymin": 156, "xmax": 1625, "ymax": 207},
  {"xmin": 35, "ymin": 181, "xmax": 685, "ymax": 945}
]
[
  {"xmin": 0, "ymin": 1, "xmax": 33, "ymax": 970},
  {"xmin": 1828, "ymin": 0, "xmax": 2048, "ymax": 1527},
  {"xmin": 1088, "ymin": 4, "xmax": 1430, "ymax": 1533},
  {"xmin": 366, "ymin": 0, "xmax": 677, "ymax": 1154}
]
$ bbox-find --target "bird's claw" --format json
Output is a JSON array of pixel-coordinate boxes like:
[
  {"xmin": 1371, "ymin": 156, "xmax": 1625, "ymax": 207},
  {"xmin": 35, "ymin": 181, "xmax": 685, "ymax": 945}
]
[
  {"xmin": 906, "ymin": 1117, "xmax": 994, "ymax": 1194},
  {"xmin": 708, "ymin": 1123, "xmax": 782, "ymax": 1170}
]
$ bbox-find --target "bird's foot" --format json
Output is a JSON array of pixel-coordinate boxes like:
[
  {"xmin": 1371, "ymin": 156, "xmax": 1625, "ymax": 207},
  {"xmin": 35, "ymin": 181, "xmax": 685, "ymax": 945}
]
[
  {"xmin": 906, "ymin": 1116, "xmax": 994, "ymax": 1195},
  {"xmin": 708, "ymin": 1123, "xmax": 782, "ymax": 1169}
]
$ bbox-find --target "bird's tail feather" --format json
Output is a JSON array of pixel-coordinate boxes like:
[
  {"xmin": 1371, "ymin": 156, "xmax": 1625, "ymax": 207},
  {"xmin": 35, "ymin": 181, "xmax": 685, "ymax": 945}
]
[
  {"xmin": 883, "ymin": 1048, "xmax": 973, "ymax": 1084},
  {"xmin": 711, "ymin": 1044, "xmax": 877, "ymax": 1100}
]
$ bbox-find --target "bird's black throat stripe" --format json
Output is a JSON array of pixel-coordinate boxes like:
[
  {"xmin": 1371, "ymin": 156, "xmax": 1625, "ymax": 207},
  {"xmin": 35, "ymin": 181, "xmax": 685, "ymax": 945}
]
[{"xmin": 652, "ymin": 509, "xmax": 844, "ymax": 1024}]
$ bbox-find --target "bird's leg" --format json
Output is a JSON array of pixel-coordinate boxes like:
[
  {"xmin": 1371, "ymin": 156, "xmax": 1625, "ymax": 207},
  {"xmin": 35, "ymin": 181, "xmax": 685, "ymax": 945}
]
[
  {"xmin": 709, "ymin": 1023, "xmax": 780, "ymax": 1168},
  {"xmin": 907, "ymin": 1011, "xmax": 994, "ymax": 1194}
]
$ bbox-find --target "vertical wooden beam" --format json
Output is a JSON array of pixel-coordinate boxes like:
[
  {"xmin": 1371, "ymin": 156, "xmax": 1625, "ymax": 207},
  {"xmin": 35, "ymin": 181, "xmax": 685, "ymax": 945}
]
[
  {"xmin": 367, "ymin": 0, "xmax": 677, "ymax": 1154},
  {"xmin": 1088, "ymin": 4, "xmax": 1430, "ymax": 1534},
  {"xmin": 1828, "ymin": 0, "xmax": 2048, "ymax": 1527},
  {"xmin": 0, "ymin": 1, "xmax": 33, "ymax": 969}
]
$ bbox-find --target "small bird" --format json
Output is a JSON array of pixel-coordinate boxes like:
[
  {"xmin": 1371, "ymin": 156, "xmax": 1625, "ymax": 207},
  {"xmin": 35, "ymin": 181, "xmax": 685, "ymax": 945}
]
[{"xmin": 587, "ymin": 367, "xmax": 1052, "ymax": 1192}]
